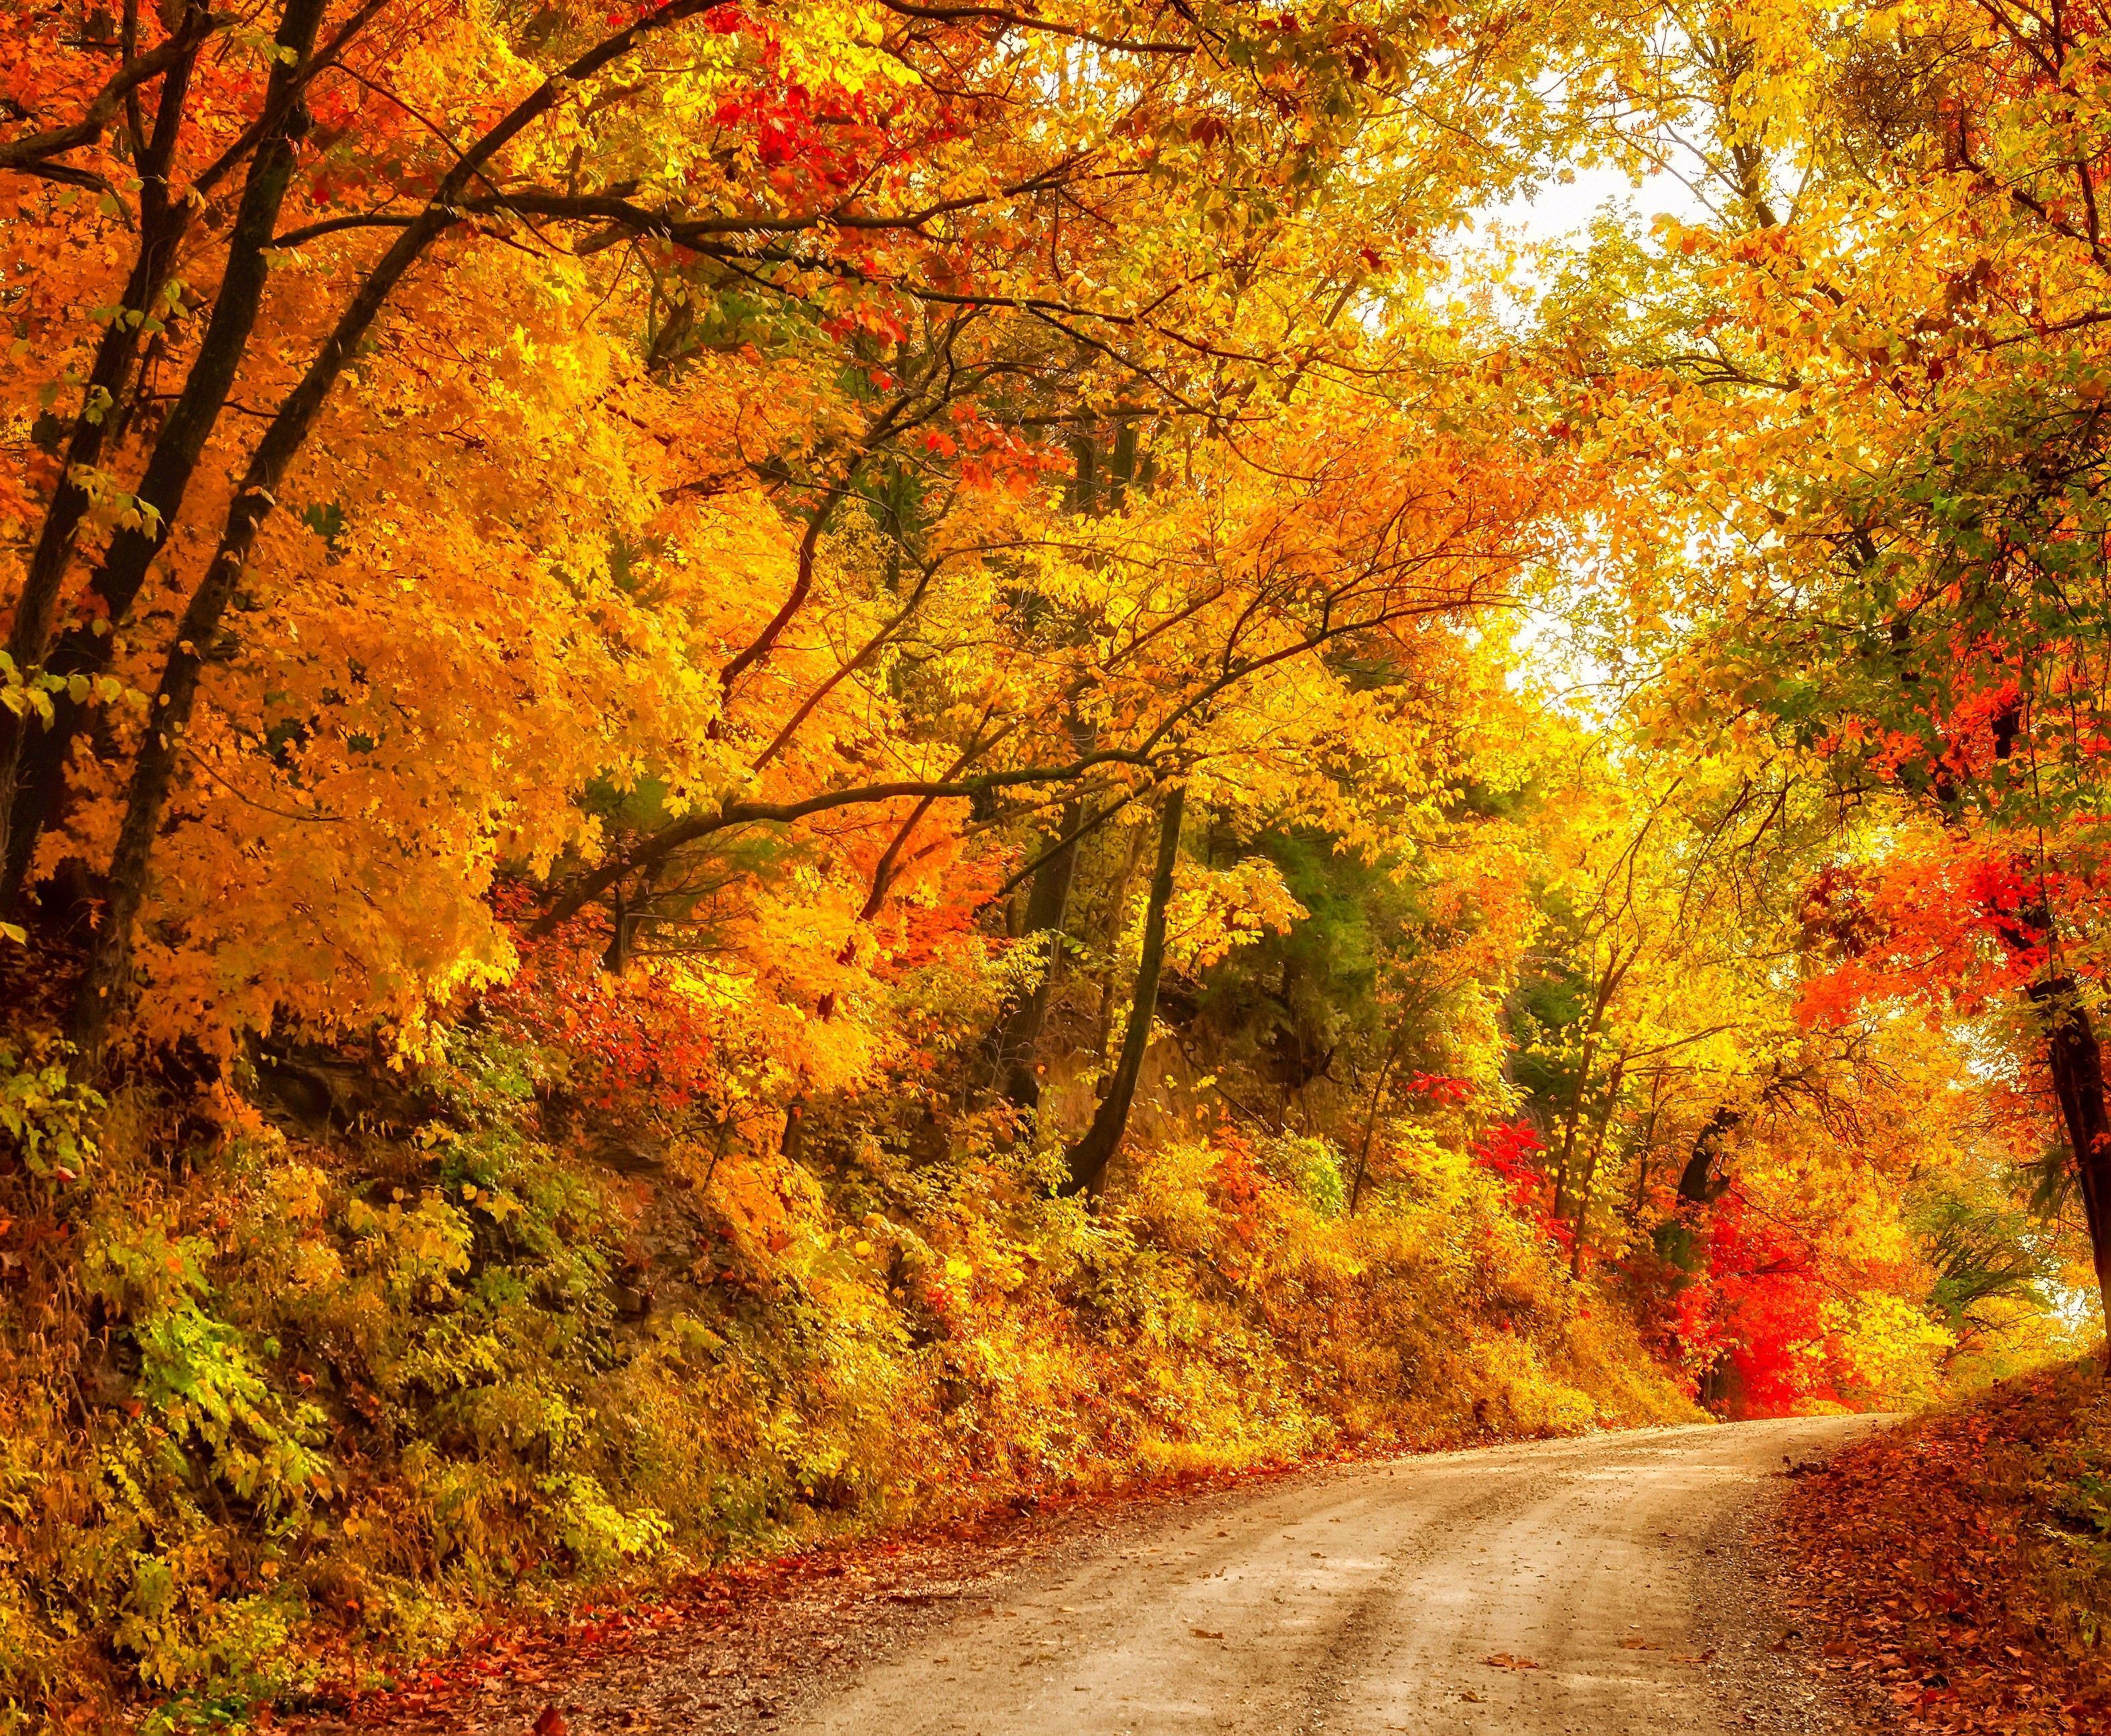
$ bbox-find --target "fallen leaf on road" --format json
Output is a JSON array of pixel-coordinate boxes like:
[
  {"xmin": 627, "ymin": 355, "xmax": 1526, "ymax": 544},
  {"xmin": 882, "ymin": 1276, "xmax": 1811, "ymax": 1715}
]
[
  {"xmin": 1191, "ymin": 1628, "xmax": 1226, "ymax": 1640},
  {"xmin": 532, "ymin": 1709, "xmax": 568, "ymax": 1736},
  {"xmin": 1482, "ymin": 1653, "xmax": 1540, "ymax": 1670}
]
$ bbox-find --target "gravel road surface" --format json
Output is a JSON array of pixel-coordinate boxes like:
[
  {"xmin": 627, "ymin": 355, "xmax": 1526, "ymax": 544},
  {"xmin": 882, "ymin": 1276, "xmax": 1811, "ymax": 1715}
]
[{"xmin": 781, "ymin": 1417, "xmax": 1878, "ymax": 1736}]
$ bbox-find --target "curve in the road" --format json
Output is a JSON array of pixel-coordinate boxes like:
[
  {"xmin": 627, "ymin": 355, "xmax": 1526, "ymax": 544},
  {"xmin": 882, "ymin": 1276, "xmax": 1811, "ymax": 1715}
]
[{"xmin": 781, "ymin": 1417, "xmax": 1879, "ymax": 1736}]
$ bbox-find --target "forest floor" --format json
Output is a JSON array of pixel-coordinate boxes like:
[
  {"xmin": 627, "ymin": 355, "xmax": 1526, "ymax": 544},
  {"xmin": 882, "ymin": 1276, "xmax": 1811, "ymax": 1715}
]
[
  {"xmin": 277, "ymin": 1416, "xmax": 1877, "ymax": 1736},
  {"xmin": 1777, "ymin": 1360, "xmax": 2111, "ymax": 1735}
]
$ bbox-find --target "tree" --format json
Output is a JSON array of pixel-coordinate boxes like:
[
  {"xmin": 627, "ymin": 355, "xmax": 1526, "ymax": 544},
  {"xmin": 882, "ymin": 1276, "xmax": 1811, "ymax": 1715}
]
[
  {"xmin": 2, "ymin": 0, "xmax": 1588, "ymax": 1064},
  {"xmin": 1543, "ymin": 0, "xmax": 2111, "ymax": 1356},
  {"xmin": 1060, "ymin": 782, "xmax": 1183, "ymax": 1196}
]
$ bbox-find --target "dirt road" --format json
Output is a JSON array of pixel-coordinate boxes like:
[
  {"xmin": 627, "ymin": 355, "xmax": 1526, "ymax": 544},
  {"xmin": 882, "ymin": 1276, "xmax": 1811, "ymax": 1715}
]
[
  {"xmin": 781, "ymin": 1418, "xmax": 1877, "ymax": 1736},
  {"xmin": 287, "ymin": 1417, "xmax": 1881, "ymax": 1735}
]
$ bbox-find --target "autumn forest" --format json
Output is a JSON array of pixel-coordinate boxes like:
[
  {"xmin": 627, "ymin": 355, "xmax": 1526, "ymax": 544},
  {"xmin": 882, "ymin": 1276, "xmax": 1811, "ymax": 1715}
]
[{"xmin": 4, "ymin": 0, "xmax": 2111, "ymax": 1729}]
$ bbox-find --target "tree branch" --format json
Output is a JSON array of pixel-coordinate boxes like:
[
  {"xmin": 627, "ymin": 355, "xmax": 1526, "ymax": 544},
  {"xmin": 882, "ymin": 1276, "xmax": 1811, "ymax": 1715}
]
[{"xmin": 0, "ymin": 15, "xmax": 218, "ymax": 173}]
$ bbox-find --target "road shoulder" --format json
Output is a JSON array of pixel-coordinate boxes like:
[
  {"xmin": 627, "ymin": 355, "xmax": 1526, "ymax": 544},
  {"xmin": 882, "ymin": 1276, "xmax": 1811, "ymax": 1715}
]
[{"xmin": 1775, "ymin": 1364, "xmax": 2111, "ymax": 1736}]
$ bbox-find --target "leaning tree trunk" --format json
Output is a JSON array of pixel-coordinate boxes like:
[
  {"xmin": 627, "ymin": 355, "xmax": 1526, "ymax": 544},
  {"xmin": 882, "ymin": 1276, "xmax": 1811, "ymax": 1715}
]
[
  {"xmin": 991, "ymin": 423, "xmax": 1118, "ymax": 1108},
  {"xmin": 1060, "ymin": 786, "xmax": 1183, "ymax": 1199},
  {"xmin": 1675, "ymin": 1104, "xmax": 1743, "ymax": 1208},
  {"xmin": 70, "ymin": 0, "xmax": 714, "ymax": 1058},
  {"xmin": 993, "ymin": 796, "xmax": 1085, "ymax": 1108},
  {"xmin": 1569, "ymin": 1056, "xmax": 1624, "ymax": 1279},
  {"xmin": 1346, "ymin": 1032, "xmax": 1408, "ymax": 1217},
  {"xmin": 0, "ymin": 6, "xmax": 209, "ymax": 912},
  {"xmin": 2025, "ymin": 974, "xmax": 2111, "ymax": 1368},
  {"xmin": 3, "ymin": 0, "xmax": 325, "ymax": 916},
  {"xmin": 1654, "ymin": 1102, "xmax": 1744, "ymax": 1283}
]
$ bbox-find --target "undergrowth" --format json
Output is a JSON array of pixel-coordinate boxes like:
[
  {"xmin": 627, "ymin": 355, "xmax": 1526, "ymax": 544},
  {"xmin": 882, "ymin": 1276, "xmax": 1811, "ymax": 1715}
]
[{"xmin": 0, "ymin": 1027, "xmax": 1694, "ymax": 1731}]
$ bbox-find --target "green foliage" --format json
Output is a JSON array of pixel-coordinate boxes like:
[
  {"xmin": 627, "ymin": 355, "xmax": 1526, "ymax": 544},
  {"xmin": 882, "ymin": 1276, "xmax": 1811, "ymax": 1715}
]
[
  {"xmin": 1254, "ymin": 1133, "xmax": 1348, "ymax": 1217},
  {"xmin": 0, "ymin": 1029, "xmax": 1696, "ymax": 1728},
  {"xmin": 0, "ymin": 1038, "xmax": 102, "ymax": 1183},
  {"xmin": 1912, "ymin": 1187, "xmax": 2063, "ymax": 1352}
]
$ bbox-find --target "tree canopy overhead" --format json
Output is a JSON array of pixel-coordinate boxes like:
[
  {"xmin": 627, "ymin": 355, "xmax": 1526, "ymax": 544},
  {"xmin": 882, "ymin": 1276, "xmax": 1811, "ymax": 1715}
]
[{"xmin": 2, "ymin": 0, "xmax": 2109, "ymax": 1723}]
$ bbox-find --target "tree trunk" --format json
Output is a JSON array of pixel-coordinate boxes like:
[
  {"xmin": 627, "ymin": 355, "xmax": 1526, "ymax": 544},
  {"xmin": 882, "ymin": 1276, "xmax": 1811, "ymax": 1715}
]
[
  {"xmin": 1569, "ymin": 1057, "xmax": 1624, "ymax": 1279},
  {"xmin": 1551, "ymin": 1025, "xmax": 1599, "ymax": 1226},
  {"xmin": 2025, "ymin": 975, "xmax": 2111, "ymax": 1368},
  {"xmin": 1060, "ymin": 786, "xmax": 1183, "ymax": 1198},
  {"xmin": 65, "ymin": 0, "xmax": 334, "ymax": 1054},
  {"xmin": 1676, "ymin": 1104, "xmax": 1743, "ymax": 1206},
  {"xmin": 1347, "ymin": 1031, "xmax": 1408, "ymax": 1216},
  {"xmin": 0, "ymin": 9, "xmax": 206, "ymax": 910},
  {"xmin": 1653, "ymin": 1102, "xmax": 1744, "ymax": 1281},
  {"xmin": 70, "ymin": 3, "xmax": 712, "ymax": 1054},
  {"xmin": 993, "ymin": 425, "xmax": 1111, "ymax": 1106},
  {"xmin": 993, "ymin": 796, "xmax": 1084, "ymax": 1108},
  {"xmin": 1, "ymin": 0, "xmax": 312, "ymax": 914}
]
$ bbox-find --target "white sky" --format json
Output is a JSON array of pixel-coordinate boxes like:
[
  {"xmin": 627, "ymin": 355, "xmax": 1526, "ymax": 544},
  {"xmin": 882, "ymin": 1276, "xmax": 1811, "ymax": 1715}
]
[
  {"xmin": 1455, "ymin": 167, "xmax": 1710, "ymax": 716},
  {"xmin": 1481, "ymin": 162, "xmax": 1707, "ymax": 247}
]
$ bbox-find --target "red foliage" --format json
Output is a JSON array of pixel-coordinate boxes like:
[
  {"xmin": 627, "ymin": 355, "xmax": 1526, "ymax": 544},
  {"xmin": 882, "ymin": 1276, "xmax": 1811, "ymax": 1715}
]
[
  {"xmin": 1470, "ymin": 1120, "xmax": 1574, "ymax": 1250},
  {"xmin": 1470, "ymin": 1118, "xmax": 1545, "ymax": 1211},
  {"xmin": 1702, "ymin": 1190, "xmax": 1837, "ymax": 1415},
  {"xmin": 1779, "ymin": 1364, "xmax": 2111, "ymax": 1735},
  {"xmin": 1402, "ymin": 1071, "xmax": 1473, "ymax": 1106},
  {"xmin": 483, "ymin": 896, "xmax": 723, "ymax": 1111},
  {"xmin": 1794, "ymin": 841, "xmax": 2069, "ymax": 1029}
]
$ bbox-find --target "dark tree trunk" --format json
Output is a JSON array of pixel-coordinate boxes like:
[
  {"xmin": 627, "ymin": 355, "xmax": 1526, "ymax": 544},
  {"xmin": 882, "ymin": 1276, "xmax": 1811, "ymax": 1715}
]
[
  {"xmin": 1060, "ymin": 786, "xmax": 1183, "ymax": 1198},
  {"xmin": 1569, "ymin": 1058, "xmax": 1623, "ymax": 1279},
  {"xmin": 1346, "ymin": 1035, "xmax": 1406, "ymax": 1217},
  {"xmin": 6, "ymin": 0, "xmax": 325, "ymax": 919},
  {"xmin": 1106, "ymin": 419, "xmax": 1139, "ymax": 510},
  {"xmin": 603, "ymin": 879, "xmax": 638, "ymax": 973},
  {"xmin": 70, "ymin": 3, "xmax": 711, "ymax": 1053},
  {"xmin": 1066, "ymin": 433, "xmax": 1097, "ymax": 514},
  {"xmin": 0, "ymin": 8, "xmax": 209, "ymax": 911},
  {"xmin": 66, "ymin": 0, "xmax": 334, "ymax": 1052},
  {"xmin": 2026, "ymin": 975, "xmax": 2111, "ymax": 1368},
  {"xmin": 1676, "ymin": 1104, "xmax": 1743, "ymax": 1206},
  {"xmin": 1654, "ymin": 1103, "xmax": 1745, "ymax": 1280},
  {"xmin": 991, "ymin": 429, "xmax": 1105, "ymax": 1109},
  {"xmin": 993, "ymin": 796, "xmax": 1084, "ymax": 1108}
]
